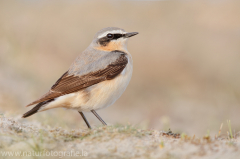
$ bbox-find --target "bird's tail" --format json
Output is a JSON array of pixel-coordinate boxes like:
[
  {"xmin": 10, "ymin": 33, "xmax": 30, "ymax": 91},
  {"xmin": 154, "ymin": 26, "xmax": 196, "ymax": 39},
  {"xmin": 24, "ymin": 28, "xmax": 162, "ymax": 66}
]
[{"xmin": 22, "ymin": 99, "xmax": 54, "ymax": 118}]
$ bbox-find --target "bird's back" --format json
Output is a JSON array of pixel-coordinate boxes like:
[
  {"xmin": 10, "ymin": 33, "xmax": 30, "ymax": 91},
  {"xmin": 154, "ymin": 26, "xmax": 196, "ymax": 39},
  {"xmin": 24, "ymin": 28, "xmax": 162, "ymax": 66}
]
[{"xmin": 68, "ymin": 47, "xmax": 123, "ymax": 77}]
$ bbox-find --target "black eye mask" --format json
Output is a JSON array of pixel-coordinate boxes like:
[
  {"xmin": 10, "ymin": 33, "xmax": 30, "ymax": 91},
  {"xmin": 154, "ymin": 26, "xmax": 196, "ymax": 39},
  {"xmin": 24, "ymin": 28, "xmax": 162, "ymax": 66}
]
[{"xmin": 98, "ymin": 33, "xmax": 125, "ymax": 46}]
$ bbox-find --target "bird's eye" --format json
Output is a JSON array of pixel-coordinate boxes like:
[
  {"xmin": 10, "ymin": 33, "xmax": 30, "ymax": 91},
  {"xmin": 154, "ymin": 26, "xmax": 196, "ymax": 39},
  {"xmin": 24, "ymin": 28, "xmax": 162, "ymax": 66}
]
[{"xmin": 107, "ymin": 33, "xmax": 114, "ymax": 39}]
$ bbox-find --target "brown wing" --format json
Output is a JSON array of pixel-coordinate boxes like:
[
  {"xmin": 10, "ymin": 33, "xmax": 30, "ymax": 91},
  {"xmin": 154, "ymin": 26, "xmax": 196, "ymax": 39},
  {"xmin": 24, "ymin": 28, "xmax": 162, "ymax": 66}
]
[{"xmin": 26, "ymin": 54, "xmax": 128, "ymax": 107}]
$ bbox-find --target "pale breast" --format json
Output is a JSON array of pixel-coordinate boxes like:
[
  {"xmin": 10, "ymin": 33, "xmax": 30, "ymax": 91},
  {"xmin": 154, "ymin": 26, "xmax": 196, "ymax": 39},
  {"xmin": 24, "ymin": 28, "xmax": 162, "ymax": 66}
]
[{"xmin": 76, "ymin": 55, "xmax": 133, "ymax": 111}]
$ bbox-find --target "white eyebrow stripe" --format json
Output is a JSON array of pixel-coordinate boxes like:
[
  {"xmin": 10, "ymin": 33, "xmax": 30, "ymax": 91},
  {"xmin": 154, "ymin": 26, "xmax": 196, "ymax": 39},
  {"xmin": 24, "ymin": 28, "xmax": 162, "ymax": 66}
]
[{"xmin": 98, "ymin": 30, "xmax": 127, "ymax": 39}]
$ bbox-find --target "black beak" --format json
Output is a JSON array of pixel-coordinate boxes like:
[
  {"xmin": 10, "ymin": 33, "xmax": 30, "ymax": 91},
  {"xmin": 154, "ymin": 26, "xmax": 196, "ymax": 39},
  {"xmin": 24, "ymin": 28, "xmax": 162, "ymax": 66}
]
[{"xmin": 124, "ymin": 32, "xmax": 139, "ymax": 38}]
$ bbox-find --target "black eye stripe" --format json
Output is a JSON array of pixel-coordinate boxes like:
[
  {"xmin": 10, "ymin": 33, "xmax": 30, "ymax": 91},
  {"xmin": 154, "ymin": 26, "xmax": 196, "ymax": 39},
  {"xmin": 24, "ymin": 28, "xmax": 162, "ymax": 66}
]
[
  {"xmin": 98, "ymin": 33, "xmax": 125, "ymax": 46},
  {"xmin": 111, "ymin": 34, "xmax": 123, "ymax": 39}
]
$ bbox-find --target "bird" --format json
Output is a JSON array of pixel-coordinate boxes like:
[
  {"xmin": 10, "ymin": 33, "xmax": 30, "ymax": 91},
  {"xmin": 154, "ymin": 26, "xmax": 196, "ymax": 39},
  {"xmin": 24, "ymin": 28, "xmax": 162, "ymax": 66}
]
[{"xmin": 22, "ymin": 27, "xmax": 138, "ymax": 129}]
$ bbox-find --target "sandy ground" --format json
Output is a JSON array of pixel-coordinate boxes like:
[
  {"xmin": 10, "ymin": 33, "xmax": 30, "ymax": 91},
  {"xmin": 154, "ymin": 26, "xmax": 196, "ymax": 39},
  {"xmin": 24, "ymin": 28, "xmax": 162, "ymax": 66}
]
[{"xmin": 0, "ymin": 116, "xmax": 240, "ymax": 159}]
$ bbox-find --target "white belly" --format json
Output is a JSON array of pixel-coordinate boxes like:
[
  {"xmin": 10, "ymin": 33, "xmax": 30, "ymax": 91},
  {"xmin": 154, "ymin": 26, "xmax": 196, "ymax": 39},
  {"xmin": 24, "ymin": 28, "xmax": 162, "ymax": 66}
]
[
  {"xmin": 39, "ymin": 58, "xmax": 133, "ymax": 112},
  {"xmin": 77, "ymin": 61, "xmax": 133, "ymax": 111}
]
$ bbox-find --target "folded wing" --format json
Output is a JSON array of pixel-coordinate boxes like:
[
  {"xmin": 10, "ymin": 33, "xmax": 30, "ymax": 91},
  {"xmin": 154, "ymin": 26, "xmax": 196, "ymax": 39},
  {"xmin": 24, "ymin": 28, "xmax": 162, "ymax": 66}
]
[{"xmin": 26, "ymin": 51, "xmax": 128, "ymax": 107}]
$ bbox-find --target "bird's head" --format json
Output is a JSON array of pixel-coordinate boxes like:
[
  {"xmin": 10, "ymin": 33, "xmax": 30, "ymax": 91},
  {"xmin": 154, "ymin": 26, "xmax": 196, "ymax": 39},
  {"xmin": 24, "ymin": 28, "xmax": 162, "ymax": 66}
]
[{"xmin": 91, "ymin": 27, "xmax": 138, "ymax": 52}]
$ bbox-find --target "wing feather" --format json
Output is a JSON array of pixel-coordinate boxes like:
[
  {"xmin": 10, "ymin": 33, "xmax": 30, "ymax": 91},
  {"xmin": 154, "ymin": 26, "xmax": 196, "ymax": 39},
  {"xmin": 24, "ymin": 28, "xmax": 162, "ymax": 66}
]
[{"xmin": 26, "ymin": 52, "xmax": 128, "ymax": 107}]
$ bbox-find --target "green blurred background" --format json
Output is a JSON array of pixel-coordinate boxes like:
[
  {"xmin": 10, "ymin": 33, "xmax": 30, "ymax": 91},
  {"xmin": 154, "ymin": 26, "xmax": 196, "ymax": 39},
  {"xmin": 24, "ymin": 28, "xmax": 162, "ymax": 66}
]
[{"xmin": 0, "ymin": 0, "xmax": 240, "ymax": 136}]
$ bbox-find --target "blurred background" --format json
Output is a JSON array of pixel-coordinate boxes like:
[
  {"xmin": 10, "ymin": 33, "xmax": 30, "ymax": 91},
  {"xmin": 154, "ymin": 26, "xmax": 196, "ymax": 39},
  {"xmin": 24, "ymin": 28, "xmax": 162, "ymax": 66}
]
[{"xmin": 0, "ymin": 0, "xmax": 240, "ymax": 136}]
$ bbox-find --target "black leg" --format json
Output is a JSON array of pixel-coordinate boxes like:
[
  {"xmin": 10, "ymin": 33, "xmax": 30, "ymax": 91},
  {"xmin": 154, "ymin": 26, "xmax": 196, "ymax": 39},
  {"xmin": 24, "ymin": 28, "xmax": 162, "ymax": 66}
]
[
  {"xmin": 91, "ymin": 110, "xmax": 107, "ymax": 126},
  {"xmin": 78, "ymin": 111, "xmax": 92, "ymax": 129}
]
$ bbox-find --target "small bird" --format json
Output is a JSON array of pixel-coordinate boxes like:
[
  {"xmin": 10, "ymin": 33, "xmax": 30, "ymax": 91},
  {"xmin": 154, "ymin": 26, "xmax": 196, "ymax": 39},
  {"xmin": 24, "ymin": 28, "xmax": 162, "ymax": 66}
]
[{"xmin": 22, "ymin": 27, "xmax": 138, "ymax": 129}]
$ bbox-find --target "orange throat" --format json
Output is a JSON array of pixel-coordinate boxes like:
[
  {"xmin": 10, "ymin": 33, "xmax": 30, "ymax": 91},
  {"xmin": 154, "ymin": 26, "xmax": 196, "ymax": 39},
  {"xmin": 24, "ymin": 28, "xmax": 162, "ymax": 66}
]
[{"xmin": 95, "ymin": 41, "xmax": 126, "ymax": 52}]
